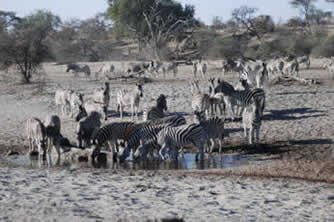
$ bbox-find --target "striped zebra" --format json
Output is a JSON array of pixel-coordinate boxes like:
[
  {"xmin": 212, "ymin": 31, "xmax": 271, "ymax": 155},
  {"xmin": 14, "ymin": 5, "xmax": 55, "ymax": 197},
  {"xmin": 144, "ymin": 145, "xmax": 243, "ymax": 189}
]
[
  {"xmin": 190, "ymin": 80, "xmax": 211, "ymax": 119},
  {"xmin": 118, "ymin": 124, "xmax": 168, "ymax": 162},
  {"xmin": 93, "ymin": 82, "xmax": 110, "ymax": 121},
  {"xmin": 117, "ymin": 115, "xmax": 187, "ymax": 162},
  {"xmin": 92, "ymin": 115, "xmax": 186, "ymax": 161},
  {"xmin": 215, "ymin": 80, "xmax": 265, "ymax": 120},
  {"xmin": 55, "ymin": 89, "xmax": 73, "ymax": 116},
  {"xmin": 242, "ymin": 103, "xmax": 262, "ymax": 145},
  {"xmin": 26, "ymin": 117, "xmax": 46, "ymax": 158},
  {"xmin": 193, "ymin": 59, "xmax": 207, "ymax": 78},
  {"xmin": 133, "ymin": 138, "xmax": 160, "ymax": 161},
  {"xmin": 91, "ymin": 121, "xmax": 138, "ymax": 155},
  {"xmin": 116, "ymin": 83, "xmax": 143, "ymax": 119},
  {"xmin": 322, "ymin": 58, "xmax": 334, "ymax": 79},
  {"xmin": 208, "ymin": 78, "xmax": 225, "ymax": 116},
  {"xmin": 194, "ymin": 111, "xmax": 225, "ymax": 153},
  {"xmin": 143, "ymin": 94, "xmax": 167, "ymax": 121},
  {"xmin": 157, "ymin": 124, "xmax": 206, "ymax": 162}
]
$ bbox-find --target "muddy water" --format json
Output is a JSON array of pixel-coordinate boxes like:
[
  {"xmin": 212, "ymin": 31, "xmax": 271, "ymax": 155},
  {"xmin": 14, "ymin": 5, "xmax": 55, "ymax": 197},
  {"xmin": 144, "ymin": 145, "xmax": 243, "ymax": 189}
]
[{"xmin": 1, "ymin": 153, "xmax": 259, "ymax": 171}]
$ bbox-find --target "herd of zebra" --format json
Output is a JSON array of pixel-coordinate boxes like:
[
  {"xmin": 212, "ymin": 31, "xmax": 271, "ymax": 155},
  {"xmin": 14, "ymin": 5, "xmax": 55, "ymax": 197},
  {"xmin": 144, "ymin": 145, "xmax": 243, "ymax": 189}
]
[{"xmin": 25, "ymin": 55, "xmax": 333, "ymax": 165}]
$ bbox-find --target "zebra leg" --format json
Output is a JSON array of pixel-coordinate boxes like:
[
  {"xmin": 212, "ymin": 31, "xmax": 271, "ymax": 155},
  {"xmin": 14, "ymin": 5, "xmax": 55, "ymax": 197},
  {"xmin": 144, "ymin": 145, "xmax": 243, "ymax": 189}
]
[
  {"xmin": 159, "ymin": 143, "xmax": 168, "ymax": 161},
  {"xmin": 209, "ymin": 138, "xmax": 215, "ymax": 153},
  {"xmin": 218, "ymin": 139, "xmax": 222, "ymax": 153},
  {"xmin": 255, "ymin": 127, "xmax": 260, "ymax": 144},
  {"xmin": 249, "ymin": 127, "xmax": 253, "ymax": 145},
  {"xmin": 120, "ymin": 104, "xmax": 123, "ymax": 119},
  {"xmin": 231, "ymin": 105, "xmax": 236, "ymax": 121}
]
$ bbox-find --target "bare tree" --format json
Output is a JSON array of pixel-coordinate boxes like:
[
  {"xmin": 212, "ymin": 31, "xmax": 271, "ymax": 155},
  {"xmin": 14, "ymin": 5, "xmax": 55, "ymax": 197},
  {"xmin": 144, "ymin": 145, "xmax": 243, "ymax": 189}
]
[
  {"xmin": 142, "ymin": 1, "xmax": 195, "ymax": 59},
  {"xmin": 231, "ymin": 6, "xmax": 263, "ymax": 42},
  {"xmin": 290, "ymin": 0, "xmax": 318, "ymax": 29}
]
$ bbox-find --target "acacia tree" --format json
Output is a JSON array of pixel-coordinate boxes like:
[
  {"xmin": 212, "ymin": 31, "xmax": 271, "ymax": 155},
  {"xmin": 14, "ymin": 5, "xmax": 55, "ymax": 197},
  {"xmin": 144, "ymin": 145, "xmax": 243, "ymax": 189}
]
[
  {"xmin": 106, "ymin": 0, "xmax": 196, "ymax": 59},
  {"xmin": 231, "ymin": 6, "xmax": 274, "ymax": 42},
  {"xmin": 0, "ymin": 10, "xmax": 60, "ymax": 83},
  {"xmin": 290, "ymin": 0, "xmax": 317, "ymax": 29}
]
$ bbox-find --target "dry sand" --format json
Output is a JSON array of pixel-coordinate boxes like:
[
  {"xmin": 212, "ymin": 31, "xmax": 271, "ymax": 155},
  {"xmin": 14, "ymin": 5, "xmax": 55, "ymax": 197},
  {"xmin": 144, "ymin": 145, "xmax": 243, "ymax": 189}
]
[{"xmin": 0, "ymin": 60, "xmax": 333, "ymax": 221}]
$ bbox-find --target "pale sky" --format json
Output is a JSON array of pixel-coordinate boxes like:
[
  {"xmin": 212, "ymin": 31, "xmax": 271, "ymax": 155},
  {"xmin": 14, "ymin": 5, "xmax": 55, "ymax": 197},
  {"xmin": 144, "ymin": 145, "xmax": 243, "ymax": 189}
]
[{"xmin": 2, "ymin": 0, "xmax": 334, "ymax": 24}]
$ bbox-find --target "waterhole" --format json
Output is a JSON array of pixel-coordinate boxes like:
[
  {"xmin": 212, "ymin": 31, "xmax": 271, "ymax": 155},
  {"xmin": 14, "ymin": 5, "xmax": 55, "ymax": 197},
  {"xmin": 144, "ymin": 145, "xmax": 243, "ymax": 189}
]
[{"xmin": 2, "ymin": 152, "xmax": 259, "ymax": 170}]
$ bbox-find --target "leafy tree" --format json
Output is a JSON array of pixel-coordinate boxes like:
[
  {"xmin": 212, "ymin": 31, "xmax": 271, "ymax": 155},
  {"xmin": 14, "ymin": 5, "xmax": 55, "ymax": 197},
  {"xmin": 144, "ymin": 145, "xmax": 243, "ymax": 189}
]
[
  {"xmin": 106, "ymin": 0, "xmax": 196, "ymax": 59},
  {"xmin": 0, "ymin": 10, "xmax": 60, "ymax": 83},
  {"xmin": 290, "ymin": 0, "xmax": 318, "ymax": 28}
]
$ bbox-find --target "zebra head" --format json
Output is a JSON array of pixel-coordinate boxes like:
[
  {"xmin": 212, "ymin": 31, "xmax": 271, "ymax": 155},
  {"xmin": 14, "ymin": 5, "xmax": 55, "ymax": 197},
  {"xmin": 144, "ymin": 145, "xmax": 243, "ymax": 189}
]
[{"xmin": 133, "ymin": 139, "xmax": 148, "ymax": 161}]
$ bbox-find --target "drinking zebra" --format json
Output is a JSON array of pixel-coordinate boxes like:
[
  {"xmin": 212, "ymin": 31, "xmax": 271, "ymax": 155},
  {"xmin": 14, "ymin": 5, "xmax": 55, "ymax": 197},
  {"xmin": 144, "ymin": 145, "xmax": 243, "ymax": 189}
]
[
  {"xmin": 143, "ymin": 94, "xmax": 168, "ymax": 121},
  {"xmin": 116, "ymin": 83, "xmax": 144, "ymax": 119},
  {"xmin": 26, "ymin": 117, "xmax": 46, "ymax": 158},
  {"xmin": 157, "ymin": 124, "xmax": 206, "ymax": 162},
  {"xmin": 194, "ymin": 111, "xmax": 225, "ymax": 153},
  {"xmin": 92, "ymin": 115, "xmax": 186, "ymax": 161},
  {"xmin": 76, "ymin": 111, "xmax": 102, "ymax": 148}
]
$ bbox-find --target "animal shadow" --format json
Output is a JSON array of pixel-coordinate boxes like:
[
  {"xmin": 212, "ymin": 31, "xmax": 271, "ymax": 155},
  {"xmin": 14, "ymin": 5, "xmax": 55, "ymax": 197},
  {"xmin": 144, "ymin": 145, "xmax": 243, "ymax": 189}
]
[{"xmin": 263, "ymin": 107, "xmax": 326, "ymax": 121}]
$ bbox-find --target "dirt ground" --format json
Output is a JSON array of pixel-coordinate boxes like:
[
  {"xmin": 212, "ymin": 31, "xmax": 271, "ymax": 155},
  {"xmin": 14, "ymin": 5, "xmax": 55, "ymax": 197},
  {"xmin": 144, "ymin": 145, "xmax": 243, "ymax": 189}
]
[{"xmin": 0, "ymin": 60, "xmax": 333, "ymax": 221}]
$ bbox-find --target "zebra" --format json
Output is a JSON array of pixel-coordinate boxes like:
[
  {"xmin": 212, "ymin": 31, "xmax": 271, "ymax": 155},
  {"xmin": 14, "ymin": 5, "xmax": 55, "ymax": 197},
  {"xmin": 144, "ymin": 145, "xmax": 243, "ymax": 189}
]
[
  {"xmin": 116, "ymin": 83, "xmax": 144, "ymax": 120},
  {"xmin": 115, "ymin": 115, "xmax": 187, "ymax": 162},
  {"xmin": 242, "ymin": 103, "xmax": 262, "ymax": 145},
  {"xmin": 55, "ymin": 89, "xmax": 73, "ymax": 116},
  {"xmin": 143, "ymin": 94, "xmax": 167, "ymax": 121},
  {"xmin": 282, "ymin": 58, "xmax": 299, "ymax": 76},
  {"xmin": 297, "ymin": 55, "xmax": 310, "ymax": 69},
  {"xmin": 133, "ymin": 138, "xmax": 161, "ymax": 161},
  {"xmin": 161, "ymin": 62, "xmax": 178, "ymax": 78},
  {"xmin": 76, "ymin": 111, "xmax": 102, "ymax": 148},
  {"xmin": 193, "ymin": 59, "xmax": 207, "ymax": 78},
  {"xmin": 208, "ymin": 78, "xmax": 225, "ymax": 116},
  {"xmin": 26, "ymin": 117, "xmax": 46, "ymax": 158},
  {"xmin": 96, "ymin": 64, "xmax": 115, "ymax": 80},
  {"xmin": 240, "ymin": 62, "xmax": 268, "ymax": 88},
  {"xmin": 66, "ymin": 63, "xmax": 91, "ymax": 77},
  {"xmin": 322, "ymin": 58, "xmax": 334, "ymax": 79},
  {"xmin": 44, "ymin": 115, "xmax": 62, "ymax": 161},
  {"xmin": 194, "ymin": 111, "xmax": 225, "ymax": 153},
  {"xmin": 190, "ymin": 80, "xmax": 211, "ymax": 119},
  {"xmin": 215, "ymin": 80, "xmax": 265, "ymax": 120},
  {"xmin": 157, "ymin": 124, "xmax": 206, "ymax": 162},
  {"xmin": 69, "ymin": 91, "xmax": 84, "ymax": 118},
  {"xmin": 93, "ymin": 82, "xmax": 110, "ymax": 120}
]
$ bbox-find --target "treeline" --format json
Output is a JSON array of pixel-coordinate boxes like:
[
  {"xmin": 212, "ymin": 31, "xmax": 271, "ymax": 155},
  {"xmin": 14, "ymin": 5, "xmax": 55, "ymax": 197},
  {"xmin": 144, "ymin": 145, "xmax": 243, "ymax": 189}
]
[{"xmin": 0, "ymin": 0, "xmax": 333, "ymax": 83}]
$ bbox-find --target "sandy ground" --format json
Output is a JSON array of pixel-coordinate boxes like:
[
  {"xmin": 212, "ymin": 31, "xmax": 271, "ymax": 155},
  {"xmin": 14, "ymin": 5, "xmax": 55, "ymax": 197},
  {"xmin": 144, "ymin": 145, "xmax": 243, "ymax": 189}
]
[{"xmin": 0, "ymin": 60, "xmax": 334, "ymax": 221}]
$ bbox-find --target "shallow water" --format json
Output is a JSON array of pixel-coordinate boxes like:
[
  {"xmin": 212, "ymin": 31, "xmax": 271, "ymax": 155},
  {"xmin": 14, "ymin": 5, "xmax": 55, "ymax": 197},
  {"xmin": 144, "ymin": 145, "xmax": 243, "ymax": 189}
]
[{"xmin": 2, "ymin": 153, "xmax": 256, "ymax": 171}]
